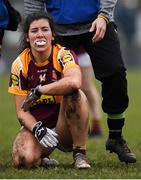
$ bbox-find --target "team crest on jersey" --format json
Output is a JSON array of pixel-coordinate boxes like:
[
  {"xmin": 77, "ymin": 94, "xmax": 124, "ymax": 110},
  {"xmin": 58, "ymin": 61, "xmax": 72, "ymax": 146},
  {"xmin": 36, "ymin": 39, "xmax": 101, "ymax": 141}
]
[
  {"xmin": 39, "ymin": 73, "xmax": 46, "ymax": 83},
  {"xmin": 58, "ymin": 50, "xmax": 74, "ymax": 67},
  {"xmin": 62, "ymin": 54, "xmax": 72, "ymax": 63},
  {"xmin": 11, "ymin": 74, "xmax": 19, "ymax": 86}
]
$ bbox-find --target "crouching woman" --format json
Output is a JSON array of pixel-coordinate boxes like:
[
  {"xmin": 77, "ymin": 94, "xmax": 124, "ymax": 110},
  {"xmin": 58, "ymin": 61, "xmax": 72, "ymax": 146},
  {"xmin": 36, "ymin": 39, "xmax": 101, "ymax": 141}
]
[{"xmin": 8, "ymin": 12, "xmax": 91, "ymax": 169}]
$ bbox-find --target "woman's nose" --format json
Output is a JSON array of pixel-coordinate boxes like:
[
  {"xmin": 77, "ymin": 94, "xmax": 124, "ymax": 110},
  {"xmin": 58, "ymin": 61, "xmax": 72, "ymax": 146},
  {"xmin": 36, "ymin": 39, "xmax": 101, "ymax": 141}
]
[{"xmin": 37, "ymin": 29, "xmax": 44, "ymax": 37}]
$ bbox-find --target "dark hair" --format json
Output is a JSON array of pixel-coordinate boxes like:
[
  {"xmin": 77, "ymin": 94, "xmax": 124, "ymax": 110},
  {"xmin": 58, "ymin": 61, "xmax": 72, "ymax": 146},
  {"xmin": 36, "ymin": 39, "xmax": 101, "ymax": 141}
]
[{"xmin": 20, "ymin": 11, "xmax": 56, "ymax": 51}]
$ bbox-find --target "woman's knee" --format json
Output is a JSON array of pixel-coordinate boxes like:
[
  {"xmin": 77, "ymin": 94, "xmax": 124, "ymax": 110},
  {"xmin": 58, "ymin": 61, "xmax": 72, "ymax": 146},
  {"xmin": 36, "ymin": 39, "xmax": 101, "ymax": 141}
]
[
  {"xmin": 63, "ymin": 90, "xmax": 89, "ymax": 128},
  {"xmin": 12, "ymin": 130, "xmax": 41, "ymax": 168},
  {"xmin": 64, "ymin": 89, "xmax": 87, "ymax": 105}
]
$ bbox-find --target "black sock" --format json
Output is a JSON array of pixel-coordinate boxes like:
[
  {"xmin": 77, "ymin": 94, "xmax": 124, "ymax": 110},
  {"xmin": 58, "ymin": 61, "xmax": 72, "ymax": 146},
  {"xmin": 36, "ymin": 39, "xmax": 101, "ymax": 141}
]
[{"xmin": 107, "ymin": 118, "xmax": 125, "ymax": 139}]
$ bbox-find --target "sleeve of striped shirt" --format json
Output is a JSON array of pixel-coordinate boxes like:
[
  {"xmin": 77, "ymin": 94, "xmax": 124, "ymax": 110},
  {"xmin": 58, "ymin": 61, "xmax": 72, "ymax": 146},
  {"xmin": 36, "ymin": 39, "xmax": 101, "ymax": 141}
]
[
  {"xmin": 24, "ymin": 0, "xmax": 46, "ymax": 18},
  {"xmin": 99, "ymin": 0, "xmax": 117, "ymax": 22}
]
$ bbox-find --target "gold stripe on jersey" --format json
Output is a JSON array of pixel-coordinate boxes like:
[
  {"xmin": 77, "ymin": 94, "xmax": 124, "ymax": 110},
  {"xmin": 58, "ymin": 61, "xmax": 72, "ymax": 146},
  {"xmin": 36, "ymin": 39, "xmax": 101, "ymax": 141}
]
[
  {"xmin": 36, "ymin": 95, "xmax": 62, "ymax": 104},
  {"xmin": 8, "ymin": 86, "xmax": 29, "ymax": 96},
  {"xmin": 8, "ymin": 53, "xmax": 30, "ymax": 96},
  {"xmin": 53, "ymin": 44, "xmax": 79, "ymax": 73},
  {"xmin": 63, "ymin": 63, "xmax": 80, "ymax": 74},
  {"xmin": 8, "ymin": 44, "xmax": 79, "ymax": 97},
  {"xmin": 8, "ymin": 48, "xmax": 32, "ymax": 96},
  {"xmin": 53, "ymin": 44, "xmax": 63, "ymax": 73},
  {"xmin": 19, "ymin": 48, "xmax": 32, "ymax": 78}
]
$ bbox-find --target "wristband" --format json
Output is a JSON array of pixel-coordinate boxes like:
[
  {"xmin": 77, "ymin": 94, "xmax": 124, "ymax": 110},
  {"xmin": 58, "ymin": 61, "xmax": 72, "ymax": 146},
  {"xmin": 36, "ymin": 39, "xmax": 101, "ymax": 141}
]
[
  {"xmin": 33, "ymin": 86, "xmax": 42, "ymax": 98},
  {"xmin": 98, "ymin": 15, "xmax": 109, "ymax": 24}
]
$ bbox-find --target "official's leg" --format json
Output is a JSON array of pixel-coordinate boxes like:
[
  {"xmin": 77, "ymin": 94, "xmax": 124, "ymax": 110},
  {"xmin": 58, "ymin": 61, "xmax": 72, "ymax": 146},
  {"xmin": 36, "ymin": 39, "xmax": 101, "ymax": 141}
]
[{"xmin": 83, "ymin": 22, "xmax": 136, "ymax": 163}]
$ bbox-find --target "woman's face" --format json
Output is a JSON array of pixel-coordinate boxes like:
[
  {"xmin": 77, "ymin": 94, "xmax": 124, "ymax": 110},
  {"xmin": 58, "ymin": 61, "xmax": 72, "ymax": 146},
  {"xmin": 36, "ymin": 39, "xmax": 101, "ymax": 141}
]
[{"xmin": 26, "ymin": 18, "xmax": 54, "ymax": 53}]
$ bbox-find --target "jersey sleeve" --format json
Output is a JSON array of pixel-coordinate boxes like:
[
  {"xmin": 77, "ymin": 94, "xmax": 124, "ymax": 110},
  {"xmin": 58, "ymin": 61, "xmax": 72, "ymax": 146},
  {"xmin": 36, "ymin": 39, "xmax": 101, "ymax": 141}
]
[
  {"xmin": 57, "ymin": 48, "xmax": 80, "ymax": 73},
  {"xmin": 8, "ymin": 57, "xmax": 29, "ymax": 96},
  {"xmin": 99, "ymin": 0, "xmax": 117, "ymax": 21}
]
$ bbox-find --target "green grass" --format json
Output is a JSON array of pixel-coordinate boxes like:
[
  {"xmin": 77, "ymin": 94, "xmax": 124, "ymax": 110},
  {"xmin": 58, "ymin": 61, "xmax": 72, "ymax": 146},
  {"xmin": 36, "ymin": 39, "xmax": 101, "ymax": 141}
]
[{"xmin": 0, "ymin": 70, "xmax": 141, "ymax": 179}]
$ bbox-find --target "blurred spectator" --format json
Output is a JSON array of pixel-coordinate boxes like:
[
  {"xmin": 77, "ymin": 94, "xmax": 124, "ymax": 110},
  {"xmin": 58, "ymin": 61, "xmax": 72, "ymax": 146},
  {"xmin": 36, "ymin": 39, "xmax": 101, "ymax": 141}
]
[
  {"xmin": 0, "ymin": 0, "xmax": 9, "ymax": 73},
  {"xmin": 115, "ymin": 0, "xmax": 140, "ymax": 68},
  {"xmin": 0, "ymin": 0, "xmax": 23, "ymax": 74}
]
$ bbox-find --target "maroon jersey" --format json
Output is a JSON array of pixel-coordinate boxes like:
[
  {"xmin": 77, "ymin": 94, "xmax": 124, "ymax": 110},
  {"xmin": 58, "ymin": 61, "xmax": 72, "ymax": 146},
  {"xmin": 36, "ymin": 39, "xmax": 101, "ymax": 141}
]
[{"xmin": 8, "ymin": 44, "xmax": 79, "ymax": 128}]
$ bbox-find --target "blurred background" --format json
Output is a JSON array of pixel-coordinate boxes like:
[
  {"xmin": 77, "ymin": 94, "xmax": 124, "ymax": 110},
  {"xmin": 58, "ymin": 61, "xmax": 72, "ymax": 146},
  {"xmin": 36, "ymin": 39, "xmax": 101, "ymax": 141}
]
[
  {"xmin": 0, "ymin": 2, "xmax": 141, "ymax": 177},
  {"xmin": 0, "ymin": 0, "xmax": 141, "ymax": 73}
]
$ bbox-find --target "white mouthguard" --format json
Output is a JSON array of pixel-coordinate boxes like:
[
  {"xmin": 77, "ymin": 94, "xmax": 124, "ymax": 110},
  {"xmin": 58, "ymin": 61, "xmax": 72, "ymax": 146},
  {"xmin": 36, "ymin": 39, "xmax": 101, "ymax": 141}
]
[{"xmin": 35, "ymin": 40, "xmax": 46, "ymax": 46}]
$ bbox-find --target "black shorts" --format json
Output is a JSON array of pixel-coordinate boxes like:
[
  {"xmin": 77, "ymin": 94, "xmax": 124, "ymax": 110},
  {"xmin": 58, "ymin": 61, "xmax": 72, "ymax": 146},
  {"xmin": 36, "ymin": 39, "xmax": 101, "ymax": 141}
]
[
  {"xmin": 57, "ymin": 22, "xmax": 126, "ymax": 80},
  {"xmin": 57, "ymin": 23, "xmax": 129, "ymax": 114},
  {"xmin": 0, "ymin": 29, "xmax": 4, "ymax": 45}
]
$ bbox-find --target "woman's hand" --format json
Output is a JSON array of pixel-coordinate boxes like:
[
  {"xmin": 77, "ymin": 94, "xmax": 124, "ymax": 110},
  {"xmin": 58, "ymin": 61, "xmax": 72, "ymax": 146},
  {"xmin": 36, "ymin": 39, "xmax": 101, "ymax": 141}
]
[
  {"xmin": 32, "ymin": 121, "xmax": 58, "ymax": 148},
  {"xmin": 22, "ymin": 86, "xmax": 41, "ymax": 111}
]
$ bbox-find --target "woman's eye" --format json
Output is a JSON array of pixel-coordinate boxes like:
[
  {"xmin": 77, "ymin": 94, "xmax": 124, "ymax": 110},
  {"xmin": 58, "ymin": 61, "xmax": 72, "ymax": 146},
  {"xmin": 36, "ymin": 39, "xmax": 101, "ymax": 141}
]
[
  {"xmin": 42, "ymin": 28, "xmax": 49, "ymax": 32},
  {"xmin": 30, "ymin": 27, "xmax": 49, "ymax": 33},
  {"xmin": 30, "ymin": 29, "xmax": 38, "ymax": 33}
]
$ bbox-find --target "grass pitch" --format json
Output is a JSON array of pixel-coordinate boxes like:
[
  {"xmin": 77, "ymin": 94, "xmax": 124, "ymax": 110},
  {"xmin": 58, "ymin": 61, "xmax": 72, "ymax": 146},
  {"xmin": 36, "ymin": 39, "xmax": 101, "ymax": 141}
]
[{"xmin": 0, "ymin": 70, "xmax": 141, "ymax": 179}]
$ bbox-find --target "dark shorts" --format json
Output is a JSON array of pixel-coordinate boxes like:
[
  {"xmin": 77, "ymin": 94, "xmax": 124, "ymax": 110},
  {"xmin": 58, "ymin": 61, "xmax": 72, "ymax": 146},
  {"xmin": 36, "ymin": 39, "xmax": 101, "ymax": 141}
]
[
  {"xmin": 0, "ymin": 29, "xmax": 4, "ymax": 45},
  {"xmin": 57, "ymin": 23, "xmax": 129, "ymax": 114},
  {"xmin": 57, "ymin": 22, "xmax": 126, "ymax": 80}
]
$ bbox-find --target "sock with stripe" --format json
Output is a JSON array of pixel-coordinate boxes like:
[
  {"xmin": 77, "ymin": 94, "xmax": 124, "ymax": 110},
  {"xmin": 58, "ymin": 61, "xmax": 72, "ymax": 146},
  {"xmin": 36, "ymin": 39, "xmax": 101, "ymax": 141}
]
[
  {"xmin": 107, "ymin": 113, "xmax": 125, "ymax": 139},
  {"xmin": 73, "ymin": 144, "xmax": 86, "ymax": 159}
]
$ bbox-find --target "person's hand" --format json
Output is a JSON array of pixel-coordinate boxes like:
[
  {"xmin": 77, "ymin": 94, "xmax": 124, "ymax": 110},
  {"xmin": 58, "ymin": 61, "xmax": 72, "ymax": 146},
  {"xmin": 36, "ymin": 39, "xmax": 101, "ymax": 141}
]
[
  {"xmin": 22, "ymin": 86, "xmax": 41, "ymax": 111},
  {"xmin": 89, "ymin": 16, "xmax": 107, "ymax": 43},
  {"xmin": 32, "ymin": 121, "xmax": 58, "ymax": 148}
]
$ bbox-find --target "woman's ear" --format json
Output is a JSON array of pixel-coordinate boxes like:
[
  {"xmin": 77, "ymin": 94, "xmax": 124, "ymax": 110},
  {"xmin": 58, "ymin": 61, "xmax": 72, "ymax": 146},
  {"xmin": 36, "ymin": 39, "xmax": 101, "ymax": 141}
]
[
  {"xmin": 52, "ymin": 33, "xmax": 55, "ymax": 40},
  {"xmin": 26, "ymin": 38, "xmax": 29, "ymax": 42},
  {"xmin": 26, "ymin": 34, "xmax": 29, "ymax": 42}
]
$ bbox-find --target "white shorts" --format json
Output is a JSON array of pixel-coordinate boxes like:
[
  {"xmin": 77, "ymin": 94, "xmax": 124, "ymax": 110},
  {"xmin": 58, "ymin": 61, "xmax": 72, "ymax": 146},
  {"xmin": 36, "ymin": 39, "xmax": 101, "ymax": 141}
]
[{"xmin": 77, "ymin": 52, "xmax": 92, "ymax": 67}]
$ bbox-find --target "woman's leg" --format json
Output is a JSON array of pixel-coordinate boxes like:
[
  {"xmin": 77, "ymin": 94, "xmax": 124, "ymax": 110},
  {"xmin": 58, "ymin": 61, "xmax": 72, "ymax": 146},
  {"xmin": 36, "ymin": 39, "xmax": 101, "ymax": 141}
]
[
  {"xmin": 12, "ymin": 128, "xmax": 42, "ymax": 168},
  {"xmin": 56, "ymin": 90, "xmax": 89, "ymax": 148},
  {"xmin": 56, "ymin": 89, "xmax": 91, "ymax": 168},
  {"xmin": 12, "ymin": 127, "xmax": 56, "ymax": 168}
]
